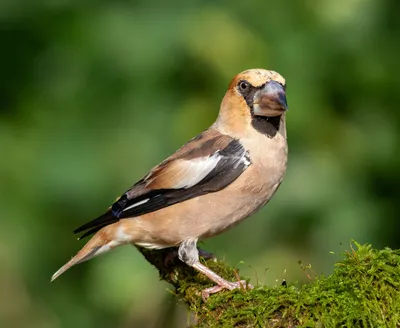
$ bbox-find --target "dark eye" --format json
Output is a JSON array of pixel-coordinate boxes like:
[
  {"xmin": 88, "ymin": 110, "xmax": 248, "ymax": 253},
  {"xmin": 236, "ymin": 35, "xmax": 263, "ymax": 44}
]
[{"xmin": 238, "ymin": 80, "xmax": 250, "ymax": 93}]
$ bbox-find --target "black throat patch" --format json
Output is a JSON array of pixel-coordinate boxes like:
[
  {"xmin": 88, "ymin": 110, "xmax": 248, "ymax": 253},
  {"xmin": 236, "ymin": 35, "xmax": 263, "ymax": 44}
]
[
  {"xmin": 238, "ymin": 81, "xmax": 282, "ymax": 137},
  {"xmin": 251, "ymin": 115, "xmax": 281, "ymax": 137}
]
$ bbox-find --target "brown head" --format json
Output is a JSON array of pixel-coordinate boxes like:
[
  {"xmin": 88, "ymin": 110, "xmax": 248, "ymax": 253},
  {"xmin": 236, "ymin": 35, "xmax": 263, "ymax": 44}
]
[{"xmin": 215, "ymin": 69, "xmax": 287, "ymax": 137}]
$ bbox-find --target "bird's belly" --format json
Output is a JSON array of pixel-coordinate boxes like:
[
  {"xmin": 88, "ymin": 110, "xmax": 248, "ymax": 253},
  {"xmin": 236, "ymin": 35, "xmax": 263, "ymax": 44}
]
[
  {"xmin": 197, "ymin": 175, "xmax": 283, "ymax": 240},
  {"xmin": 132, "ymin": 144, "xmax": 287, "ymax": 248}
]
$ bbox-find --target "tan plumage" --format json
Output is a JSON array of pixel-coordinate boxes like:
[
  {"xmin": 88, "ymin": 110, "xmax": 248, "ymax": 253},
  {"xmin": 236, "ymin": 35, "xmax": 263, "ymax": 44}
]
[{"xmin": 52, "ymin": 69, "xmax": 289, "ymax": 299}]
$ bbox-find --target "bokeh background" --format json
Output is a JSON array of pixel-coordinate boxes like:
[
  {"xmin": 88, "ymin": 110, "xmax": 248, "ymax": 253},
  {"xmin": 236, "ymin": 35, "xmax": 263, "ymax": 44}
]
[{"xmin": 1, "ymin": 0, "xmax": 399, "ymax": 327}]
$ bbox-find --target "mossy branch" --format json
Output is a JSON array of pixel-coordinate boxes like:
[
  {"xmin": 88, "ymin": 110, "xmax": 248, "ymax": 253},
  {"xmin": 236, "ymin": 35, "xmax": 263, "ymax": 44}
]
[{"xmin": 137, "ymin": 242, "xmax": 400, "ymax": 327}]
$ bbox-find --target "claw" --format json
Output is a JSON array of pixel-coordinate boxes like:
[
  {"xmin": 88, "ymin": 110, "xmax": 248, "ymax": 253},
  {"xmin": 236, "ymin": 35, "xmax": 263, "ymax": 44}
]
[
  {"xmin": 171, "ymin": 241, "xmax": 253, "ymax": 301},
  {"xmin": 201, "ymin": 280, "xmax": 253, "ymax": 301}
]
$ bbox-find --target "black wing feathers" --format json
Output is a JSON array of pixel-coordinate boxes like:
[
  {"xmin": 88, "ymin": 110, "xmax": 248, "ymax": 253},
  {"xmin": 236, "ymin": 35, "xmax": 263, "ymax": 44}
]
[{"xmin": 73, "ymin": 139, "xmax": 250, "ymax": 239}]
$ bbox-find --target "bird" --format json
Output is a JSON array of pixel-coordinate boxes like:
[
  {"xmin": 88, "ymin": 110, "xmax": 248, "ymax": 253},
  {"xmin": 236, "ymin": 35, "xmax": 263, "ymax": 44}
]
[{"xmin": 51, "ymin": 68, "xmax": 288, "ymax": 299}]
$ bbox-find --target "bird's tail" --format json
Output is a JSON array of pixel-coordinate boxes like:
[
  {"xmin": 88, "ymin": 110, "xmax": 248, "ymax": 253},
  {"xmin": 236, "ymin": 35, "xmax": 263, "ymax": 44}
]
[{"xmin": 51, "ymin": 227, "xmax": 122, "ymax": 282}]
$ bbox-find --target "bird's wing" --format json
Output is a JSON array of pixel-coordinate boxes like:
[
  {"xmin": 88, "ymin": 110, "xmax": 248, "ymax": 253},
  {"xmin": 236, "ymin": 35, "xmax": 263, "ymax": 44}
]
[{"xmin": 74, "ymin": 130, "xmax": 251, "ymax": 239}]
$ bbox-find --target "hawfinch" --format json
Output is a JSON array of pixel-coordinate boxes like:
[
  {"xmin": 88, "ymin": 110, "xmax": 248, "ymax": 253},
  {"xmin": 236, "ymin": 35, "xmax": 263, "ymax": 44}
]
[{"xmin": 52, "ymin": 69, "xmax": 288, "ymax": 299}]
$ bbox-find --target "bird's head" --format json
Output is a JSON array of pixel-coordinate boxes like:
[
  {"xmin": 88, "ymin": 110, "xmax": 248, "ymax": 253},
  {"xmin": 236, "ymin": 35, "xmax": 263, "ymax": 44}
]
[{"xmin": 217, "ymin": 69, "xmax": 287, "ymax": 135}]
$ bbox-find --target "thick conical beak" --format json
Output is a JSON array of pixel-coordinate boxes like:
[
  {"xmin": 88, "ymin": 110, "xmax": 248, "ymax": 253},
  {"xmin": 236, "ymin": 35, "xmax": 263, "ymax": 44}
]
[{"xmin": 253, "ymin": 80, "xmax": 288, "ymax": 117}]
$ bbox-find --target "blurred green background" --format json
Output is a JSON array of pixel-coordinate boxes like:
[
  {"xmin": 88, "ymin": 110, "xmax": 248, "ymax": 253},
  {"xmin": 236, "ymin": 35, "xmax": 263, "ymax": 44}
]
[{"xmin": 1, "ymin": 0, "xmax": 399, "ymax": 327}]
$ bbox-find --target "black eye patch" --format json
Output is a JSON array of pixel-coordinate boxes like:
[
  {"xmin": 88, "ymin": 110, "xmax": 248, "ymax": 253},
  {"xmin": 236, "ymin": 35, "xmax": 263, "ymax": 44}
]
[{"xmin": 237, "ymin": 80, "xmax": 258, "ymax": 108}]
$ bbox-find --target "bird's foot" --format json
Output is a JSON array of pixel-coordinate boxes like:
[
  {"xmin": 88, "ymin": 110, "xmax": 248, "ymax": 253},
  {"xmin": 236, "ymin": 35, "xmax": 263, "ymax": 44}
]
[
  {"xmin": 201, "ymin": 280, "xmax": 253, "ymax": 301},
  {"xmin": 189, "ymin": 259, "xmax": 254, "ymax": 301}
]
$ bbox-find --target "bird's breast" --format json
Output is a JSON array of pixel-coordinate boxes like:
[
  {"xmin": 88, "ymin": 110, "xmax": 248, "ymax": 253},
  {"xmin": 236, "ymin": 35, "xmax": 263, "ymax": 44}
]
[
  {"xmin": 241, "ymin": 129, "xmax": 288, "ymax": 190},
  {"xmin": 195, "ymin": 130, "xmax": 288, "ymax": 239},
  {"xmin": 129, "ymin": 128, "xmax": 288, "ymax": 247}
]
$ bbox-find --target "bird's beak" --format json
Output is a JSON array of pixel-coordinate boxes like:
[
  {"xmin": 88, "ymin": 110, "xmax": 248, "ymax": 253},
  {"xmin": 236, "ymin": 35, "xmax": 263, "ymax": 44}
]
[{"xmin": 253, "ymin": 80, "xmax": 288, "ymax": 117}]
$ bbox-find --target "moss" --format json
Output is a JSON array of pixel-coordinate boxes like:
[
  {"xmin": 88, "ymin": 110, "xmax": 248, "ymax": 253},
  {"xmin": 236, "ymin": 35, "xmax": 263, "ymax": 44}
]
[{"xmin": 138, "ymin": 241, "xmax": 400, "ymax": 327}]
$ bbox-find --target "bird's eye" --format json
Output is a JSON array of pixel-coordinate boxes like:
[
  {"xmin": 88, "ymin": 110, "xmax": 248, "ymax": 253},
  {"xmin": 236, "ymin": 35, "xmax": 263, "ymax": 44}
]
[{"xmin": 238, "ymin": 81, "xmax": 250, "ymax": 93}]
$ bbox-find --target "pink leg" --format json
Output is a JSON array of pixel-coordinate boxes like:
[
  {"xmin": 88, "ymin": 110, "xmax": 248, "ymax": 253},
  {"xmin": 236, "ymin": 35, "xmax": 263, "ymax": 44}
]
[
  {"xmin": 192, "ymin": 261, "xmax": 253, "ymax": 301},
  {"xmin": 177, "ymin": 239, "xmax": 253, "ymax": 301}
]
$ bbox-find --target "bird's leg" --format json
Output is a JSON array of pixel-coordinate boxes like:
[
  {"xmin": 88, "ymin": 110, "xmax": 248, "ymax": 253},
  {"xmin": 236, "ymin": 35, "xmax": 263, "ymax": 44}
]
[
  {"xmin": 164, "ymin": 246, "xmax": 216, "ymax": 266},
  {"xmin": 178, "ymin": 239, "xmax": 253, "ymax": 301}
]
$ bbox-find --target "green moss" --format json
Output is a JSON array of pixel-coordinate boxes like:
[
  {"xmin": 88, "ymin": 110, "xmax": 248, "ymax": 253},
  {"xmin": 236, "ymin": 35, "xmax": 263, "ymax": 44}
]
[{"xmin": 138, "ymin": 242, "xmax": 400, "ymax": 327}]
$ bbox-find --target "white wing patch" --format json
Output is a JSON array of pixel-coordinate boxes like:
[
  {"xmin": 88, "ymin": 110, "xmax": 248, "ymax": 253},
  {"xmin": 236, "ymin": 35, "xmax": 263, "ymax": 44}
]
[
  {"xmin": 241, "ymin": 151, "xmax": 251, "ymax": 167},
  {"xmin": 123, "ymin": 198, "xmax": 149, "ymax": 212},
  {"xmin": 173, "ymin": 152, "xmax": 222, "ymax": 189}
]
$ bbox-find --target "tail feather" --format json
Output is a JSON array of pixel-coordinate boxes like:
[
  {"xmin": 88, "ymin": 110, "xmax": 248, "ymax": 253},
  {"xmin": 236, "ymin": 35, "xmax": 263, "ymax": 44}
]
[
  {"xmin": 51, "ymin": 232, "xmax": 120, "ymax": 282},
  {"xmin": 73, "ymin": 211, "xmax": 118, "ymax": 237}
]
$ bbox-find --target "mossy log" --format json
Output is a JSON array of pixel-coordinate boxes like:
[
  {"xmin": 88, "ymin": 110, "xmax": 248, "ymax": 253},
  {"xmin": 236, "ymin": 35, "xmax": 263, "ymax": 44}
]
[{"xmin": 138, "ymin": 242, "xmax": 400, "ymax": 327}]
